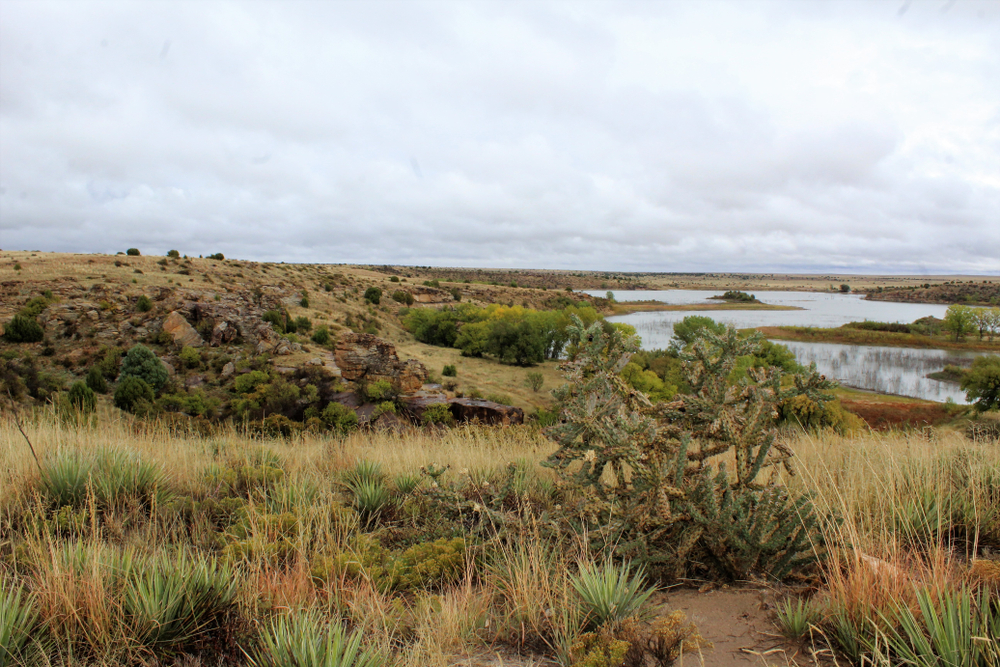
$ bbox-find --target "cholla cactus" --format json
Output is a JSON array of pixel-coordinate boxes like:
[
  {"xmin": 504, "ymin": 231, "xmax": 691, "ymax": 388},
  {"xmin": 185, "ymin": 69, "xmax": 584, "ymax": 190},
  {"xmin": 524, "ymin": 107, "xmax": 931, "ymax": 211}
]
[{"xmin": 544, "ymin": 317, "xmax": 833, "ymax": 581}]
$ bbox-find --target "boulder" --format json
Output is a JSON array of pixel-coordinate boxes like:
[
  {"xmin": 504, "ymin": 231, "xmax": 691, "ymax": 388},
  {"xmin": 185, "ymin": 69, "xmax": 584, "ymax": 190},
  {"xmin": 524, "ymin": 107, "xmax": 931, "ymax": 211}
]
[
  {"xmin": 449, "ymin": 398, "xmax": 524, "ymax": 426},
  {"xmin": 334, "ymin": 333, "xmax": 427, "ymax": 392},
  {"xmin": 161, "ymin": 311, "xmax": 204, "ymax": 348},
  {"xmin": 220, "ymin": 361, "xmax": 236, "ymax": 380},
  {"xmin": 399, "ymin": 391, "xmax": 450, "ymax": 422}
]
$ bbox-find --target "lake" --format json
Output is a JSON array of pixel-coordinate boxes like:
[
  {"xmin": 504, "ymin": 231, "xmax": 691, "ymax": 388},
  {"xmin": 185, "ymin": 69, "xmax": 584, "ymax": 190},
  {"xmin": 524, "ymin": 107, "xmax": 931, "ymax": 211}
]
[{"xmin": 592, "ymin": 290, "xmax": 980, "ymax": 403}]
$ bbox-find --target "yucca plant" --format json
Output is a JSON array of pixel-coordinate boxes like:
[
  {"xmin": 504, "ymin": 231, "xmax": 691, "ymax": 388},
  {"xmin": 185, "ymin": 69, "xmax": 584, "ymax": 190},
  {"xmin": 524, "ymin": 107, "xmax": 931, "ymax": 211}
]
[
  {"xmin": 0, "ymin": 583, "xmax": 42, "ymax": 667},
  {"xmin": 124, "ymin": 552, "xmax": 239, "ymax": 653},
  {"xmin": 349, "ymin": 479, "xmax": 391, "ymax": 523},
  {"xmin": 251, "ymin": 611, "xmax": 384, "ymax": 667},
  {"xmin": 266, "ymin": 480, "xmax": 320, "ymax": 513},
  {"xmin": 38, "ymin": 451, "xmax": 93, "ymax": 508},
  {"xmin": 392, "ymin": 472, "xmax": 421, "ymax": 496},
  {"xmin": 343, "ymin": 460, "xmax": 384, "ymax": 488},
  {"xmin": 776, "ymin": 597, "xmax": 820, "ymax": 640},
  {"xmin": 570, "ymin": 560, "xmax": 658, "ymax": 630},
  {"xmin": 867, "ymin": 586, "xmax": 1000, "ymax": 667}
]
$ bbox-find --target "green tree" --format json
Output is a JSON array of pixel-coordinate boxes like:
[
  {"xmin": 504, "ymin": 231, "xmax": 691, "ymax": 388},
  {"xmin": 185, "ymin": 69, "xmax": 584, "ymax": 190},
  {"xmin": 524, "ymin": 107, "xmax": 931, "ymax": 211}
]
[
  {"xmin": 3, "ymin": 315, "xmax": 44, "ymax": 343},
  {"xmin": 67, "ymin": 381, "xmax": 97, "ymax": 413},
  {"xmin": 126, "ymin": 248, "xmax": 141, "ymax": 256},
  {"xmin": 943, "ymin": 305, "xmax": 976, "ymax": 341},
  {"xmin": 167, "ymin": 249, "xmax": 180, "ymax": 259},
  {"xmin": 114, "ymin": 376, "xmax": 154, "ymax": 412},
  {"xmin": 364, "ymin": 287, "xmax": 382, "ymax": 304},
  {"xmin": 961, "ymin": 355, "xmax": 1000, "ymax": 412},
  {"xmin": 672, "ymin": 316, "xmax": 726, "ymax": 346},
  {"xmin": 119, "ymin": 344, "xmax": 168, "ymax": 392}
]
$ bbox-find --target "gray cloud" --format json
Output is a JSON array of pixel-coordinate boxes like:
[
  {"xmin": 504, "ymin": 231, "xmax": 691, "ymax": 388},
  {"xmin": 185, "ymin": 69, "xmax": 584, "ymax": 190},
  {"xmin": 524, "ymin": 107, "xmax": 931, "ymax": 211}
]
[{"xmin": 1, "ymin": 0, "xmax": 998, "ymax": 273}]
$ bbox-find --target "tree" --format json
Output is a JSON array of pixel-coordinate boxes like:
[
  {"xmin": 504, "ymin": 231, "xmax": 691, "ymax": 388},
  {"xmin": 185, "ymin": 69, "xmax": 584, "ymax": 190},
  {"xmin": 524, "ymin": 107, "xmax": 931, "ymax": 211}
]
[
  {"xmin": 3, "ymin": 315, "xmax": 44, "ymax": 343},
  {"xmin": 839, "ymin": 284, "xmax": 850, "ymax": 293},
  {"xmin": 126, "ymin": 248, "xmax": 141, "ymax": 256},
  {"xmin": 972, "ymin": 307, "xmax": 998, "ymax": 341},
  {"xmin": 119, "ymin": 344, "xmax": 168, "ymax": 392},
  {"xmin": 943, "ymin": 305, "xmax": 976, "ymax": 341},
  {"xmin": 167, "ymin": 249, "xmax": 180, "ymax": 259},
  {"xmin": 672, "ymin": 316, "xmax": 726, "ymax": 346},
  {"xmin": 67, "ymin": 381, "xmax": 97, "ymax": 413},
  {"xmin": 364, "ymin": 287, "xmax": 382, "ymax": 305},
  {"xmin": 961, "ymin": 355, "xmax": 1000, "ymax": 412},
  {"xmin": 114, "ymin": 376, "xmax": 154, "ymax": 412}
]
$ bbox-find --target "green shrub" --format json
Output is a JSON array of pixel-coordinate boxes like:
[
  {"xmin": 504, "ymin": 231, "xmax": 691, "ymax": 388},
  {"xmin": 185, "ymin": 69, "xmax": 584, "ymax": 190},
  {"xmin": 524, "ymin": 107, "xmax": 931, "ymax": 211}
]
[
  {"xmin": 96, "ymin": 346, "xmax": 123, "ymax": 379},
  {"xmin": 85, "ymin": 365, "xmax": 108, "ymax": 393},
  {"xmin": 167, "ymin": 249, "xmax": 180, "ymax": 259},
  {"xmin": 293, "ymin": 316, "xmax": 312, "ymax": 332},
  {"xmin": 322, "ymin": 402, "xmax": 359, "ymax": 435},
  {"xmin": 311, "ymin": 326, "xmax": 331, "ymax": 345},
  {"xmin": 526, "ymin": 371, "xmax": 543, "ymax": 392},
  {"xmin": 208, "ymin": 253, "xmax": 224, "ymax": 260},
  {"xmin": 178, "ymin": 345, "xmax": 201, "ymax": 368},
  {"xmin": 234, "ymin": 370, "xmax": 270, "ymax": 394},
  {"xmin": 391, "ymin": 290, "xmax": 414, "ymax": 305},
  {"xmin": 389, "ymin": 276, "xmax": 399, "ymax": 282},
  {"xmin": 2, "ymin": 315, "xmax": 44, "ymax": 343},
  {"xmin": 135, "ymin": 295, "xmax": 152, "ymax": 312},
  {"xmin": 120, "ymin": 344, "xmax": 168, "ymax": 391},
  {"xmin": 126, "ymin": 248, "xmax": 141, "ymax": 256},
  {"xmin": 421, "ymin": 403, "xmax": 455, "ymax": 426},
  {"xmin": 364, "ymin": 287, "xmax": 382, "ymax": 304},
  {"xmin": 392, "ymin": 538, "xmax": 467, "ymax": 590},
  {"xmin": 299, "ymin": 296, "xmax": 310, "ymax": 308},
  {"xmin": 363, "ymin": 379, "xmax": 393, "ymax": 402},
  {"xmin": 251, "ymin": 611, "xmax": 384, "ymax": 667},
  {"xmin": 961, "ymin": 355, "xmax": 1000, "ymax": 412},
  {"xmin": 442, "ymin": 364, "xmax": 457, "ymax": 377},
  {"xmin": 262, "ymin": 414, "xmax": 303, "ymax": 439},
  {"xmin": 450, "ymin": 287, "xmax": 462, "ymax": 301},
  {"xmin": 263, "ymin": 310, "xmax": 287, "ymax": 333},
  {"xmin": 114, "ymin": 376, "xmax": 154, "ymax": 412},
  {"xmin": 67, "ymin": 381, "xmax": 97, "ymax": 413}
]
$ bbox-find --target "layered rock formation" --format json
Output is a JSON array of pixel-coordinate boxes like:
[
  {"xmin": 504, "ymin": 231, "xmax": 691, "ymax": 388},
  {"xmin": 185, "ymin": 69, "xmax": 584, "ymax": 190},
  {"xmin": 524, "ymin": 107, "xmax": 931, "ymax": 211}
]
[{"xmin": 334, "ymin": 332, "xmax": 427, "ymax": 392}]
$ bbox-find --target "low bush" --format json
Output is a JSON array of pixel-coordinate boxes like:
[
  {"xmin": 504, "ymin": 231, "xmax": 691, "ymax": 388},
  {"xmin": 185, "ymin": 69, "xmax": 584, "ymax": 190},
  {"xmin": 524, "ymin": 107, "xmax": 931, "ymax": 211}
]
[
  {"xmin": 114, "ymin": 376, "xmax": 155, "ymax": 413},
  {"xmin": 422, "ymin": 403, "xmax": 455, "ymax": 426},
  {"xmin": 364, "ymin": 287, "xmax": 382, "ymax": 305},
  {"xmin": 119, "ymin": 344, "xmax": 168, "ymax": 391},
  {"xmin": 391, "ymin": 290, "xmax": 414, "ymax": 305},
  {"xmin": 321, "ymin": 402, "xmax": 359, "ymax": 435},
  {"xmin": 67, "ymin": 381, "xmax": 97, "ymax": 413},
  {"xmin": 179, "ymin": 345, "xmax": 201, "ymax": 369},
  {"xmin": 126, "ymin": 248, "xmax": 141, "ymax": 256},
  {"xmin": 442, "ymin": 364, "xmax": 457, "ymax": 377},
  {"xmin": 3, "ymin": 315, "xmax": 44, "ymax": 343},
  {"xmin": 85, "ymin": 366, "xmax": 108, "ymax": 393},
  {"xmin": 311, "ymin": 325, "xmax": 331, "ymax": 345}
]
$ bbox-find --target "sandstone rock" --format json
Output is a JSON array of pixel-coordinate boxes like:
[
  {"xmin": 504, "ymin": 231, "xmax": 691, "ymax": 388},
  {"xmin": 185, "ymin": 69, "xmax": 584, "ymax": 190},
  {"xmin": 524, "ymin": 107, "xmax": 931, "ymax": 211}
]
[
  {"xmin": 162, "ymin": 311, "xmax": 204, "ymax": 348},
  {"xmin": 160, "ymin": 358, "xmax": 176, "ymax": 376},
  {"xmin": 220, "ymin": 361, "xmax": 236, "ymax": 380},
  {"xmin": 334, "ymin": 333, "xmax": 427, "ymax": 392},
  {"xmin": 449, "ymin": 399, "xmax": 524, "ymax": 426},
  {"xmin": 399, "ymin": 391, "xmax": 450, "ymax": 422},
  {"xmin": 185, "ymin": 374, "xmax": 205, "ymax": 388}
]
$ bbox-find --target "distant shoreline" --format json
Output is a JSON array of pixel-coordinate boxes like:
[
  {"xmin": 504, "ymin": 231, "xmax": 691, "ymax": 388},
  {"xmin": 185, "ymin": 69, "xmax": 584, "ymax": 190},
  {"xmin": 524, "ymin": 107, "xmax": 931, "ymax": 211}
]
[{"xmin": 610, "ymin": 300, "xmax": 803, "ymax": 315}]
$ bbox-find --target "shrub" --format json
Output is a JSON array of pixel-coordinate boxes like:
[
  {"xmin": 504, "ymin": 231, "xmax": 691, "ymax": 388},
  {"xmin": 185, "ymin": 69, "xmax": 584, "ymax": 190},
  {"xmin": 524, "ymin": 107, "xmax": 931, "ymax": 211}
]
[
  {"xmin": 127, "ymin": 248, "xmax": 141, "ymax": 256},
  {"xmin": 262, "ymin": 309, "xmax": 287, "ymax": 333},
  {"xmin": 234, "ymin": 370, "xmax": 270, "ymax": 394},
  {"xmin": 421, "ymin": 403, "xmax": 455, "ymax": 426},
  {"xmin": 67, "ymin": 381, "xmax": 97, "ymax": 413},
  {"xmin": 363, "ymin": 379, "xmax": 393, "ymax": 402},
  {"xmin": 135, "ymin": 295, "xmax": 152, "ymax": 312},
  {"xmin": 442, "ymin": 364, "xmax": 457, "ymax": 377},
  {"xmin": 391, "ymin": 290, "xmax": 414, "ymax": 305},
  {"xmin": 38, "ymin": 448, "xmax": 166, "ymax": 512},
  {"xmin": 311, "ymin": 325, "xmax": 331, "ymax": 345},
  {"xmin": 114, "ymin": 376, "xmax": 154, "ymax": 412},
  {"xmin": 364, "ymin": 287, "xmax": 382, "ymax": 304},
  {"xmin": 179, "ymin": 345, "xmax": 201, "ymax": 369},
  {"xmin": 167, "ymin": 249, "xmax": 180, "ymax": 258},
  {"xmin": 961, "ymin": 355, "xmax": 1000, "ymax": 412},
  {"xmin": 293, "ymin": 316, "xmax": 311, "ymax": 332},
  {"xmin": 526, "ymin": 371, "xmax": 543, "ymax": 392},
  {"xmin": 120, "ymin": 344, "xmax": 168, "ymax": 391},
  {"xmin": 671, "ymin": 315, "xmax": 726, "ymax": 346},
  {"xmin": 450, "ymin": 287, "xmax": 462, "ymax": 301},
  {"xmin": 322, "ymin": 402, "xmax": 359, "ymax": 435},
  {"xmin": 207, "ymin": 253, "xmax": 224, "ymax": 260},
  {"xmin": 3, "ymin": 315, "xmax": 44, "ymax": 343},
  {"xmin": 85, "ymin": 366, "xmax": 108, "ymax": 393},
  {"xmin": 299, "ymin": 296, "xmax": 309, "ymax": 308},
  {"xmin": 389, "ymin": 276, "xmax": 399, "ymax": 282}
]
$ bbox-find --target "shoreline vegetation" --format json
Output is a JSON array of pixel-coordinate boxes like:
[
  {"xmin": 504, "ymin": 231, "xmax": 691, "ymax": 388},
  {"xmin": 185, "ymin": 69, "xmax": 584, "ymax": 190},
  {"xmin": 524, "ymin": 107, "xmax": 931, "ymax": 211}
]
[{"xmin": 758, "ymin": 324, "xmax": 1000, "ymax": 352}]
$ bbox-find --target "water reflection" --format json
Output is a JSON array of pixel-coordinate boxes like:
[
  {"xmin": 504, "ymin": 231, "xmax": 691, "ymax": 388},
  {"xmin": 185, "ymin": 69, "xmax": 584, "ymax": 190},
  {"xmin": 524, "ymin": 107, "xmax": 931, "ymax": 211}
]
[
  {"xmin": 595, "ymin": 290, "xmax": 980, "ymax": 403},
  {"xmin": 778, "ymin": 341, "xmax": 983, "ymax": 404}
]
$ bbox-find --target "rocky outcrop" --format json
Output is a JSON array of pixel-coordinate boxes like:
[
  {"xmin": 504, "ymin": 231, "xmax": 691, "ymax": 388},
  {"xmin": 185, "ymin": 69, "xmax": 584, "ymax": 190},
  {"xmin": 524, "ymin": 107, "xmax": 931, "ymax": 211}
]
[
  {"xmin": 334, "ymin": 333, "xmax": 427, "ymax": 392},
  {"xmin": 161, "ymin": 311, "xmax": 204, "ymax": 347},
  {"xmin": 399, "ymin": 391, "xmax": 450, "ymax": 422},
  {"xmin": 449, "ymin": 398, "xmax": 524, "ymax": 426}
]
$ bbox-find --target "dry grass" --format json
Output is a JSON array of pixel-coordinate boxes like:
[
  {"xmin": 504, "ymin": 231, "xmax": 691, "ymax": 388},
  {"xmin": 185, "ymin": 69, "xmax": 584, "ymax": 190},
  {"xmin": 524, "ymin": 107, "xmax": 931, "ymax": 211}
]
[{"xmin": 2, "ymin": 410, "xmax": 999, "ymax": 665}]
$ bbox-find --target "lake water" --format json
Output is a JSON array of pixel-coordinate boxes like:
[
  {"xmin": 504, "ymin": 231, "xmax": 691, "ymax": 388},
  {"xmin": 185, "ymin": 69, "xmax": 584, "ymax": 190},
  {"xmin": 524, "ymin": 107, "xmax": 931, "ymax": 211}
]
[{"xmin": 592, "ymin": 290, "xmax": 980, "ymax": 403}]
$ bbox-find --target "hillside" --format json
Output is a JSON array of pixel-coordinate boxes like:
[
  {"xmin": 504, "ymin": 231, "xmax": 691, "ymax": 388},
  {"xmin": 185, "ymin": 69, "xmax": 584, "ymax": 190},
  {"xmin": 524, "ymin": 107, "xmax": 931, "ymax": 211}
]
[
  {"xmin": 865, "ymin": 280, "xmax": 1000, "ymax": 306},
  {"xmin": 0, "ymin": 250, "xmax": 611, "ymax": 426}
]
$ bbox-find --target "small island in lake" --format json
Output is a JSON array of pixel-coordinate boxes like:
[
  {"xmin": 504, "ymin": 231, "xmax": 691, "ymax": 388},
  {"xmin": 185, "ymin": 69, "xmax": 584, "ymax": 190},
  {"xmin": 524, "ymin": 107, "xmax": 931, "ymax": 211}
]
[{"xmin": 708, "ymin": 290, "xmax": 760, "ymax": 303}]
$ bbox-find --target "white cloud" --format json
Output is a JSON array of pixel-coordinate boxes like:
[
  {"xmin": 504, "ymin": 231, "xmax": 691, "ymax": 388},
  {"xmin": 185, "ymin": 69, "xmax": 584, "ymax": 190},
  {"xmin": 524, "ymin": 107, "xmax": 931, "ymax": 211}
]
[{"xmin": 1, "ymin": 0, "xmax": 998, "ymax": 273}]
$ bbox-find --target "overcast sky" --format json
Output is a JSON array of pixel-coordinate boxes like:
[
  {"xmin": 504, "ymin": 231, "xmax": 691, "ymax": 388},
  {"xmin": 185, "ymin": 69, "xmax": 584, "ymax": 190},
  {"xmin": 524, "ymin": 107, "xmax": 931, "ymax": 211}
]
[{"xmin": 1, "ymin": 1, "xmax": 998, "ymax": 273}]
